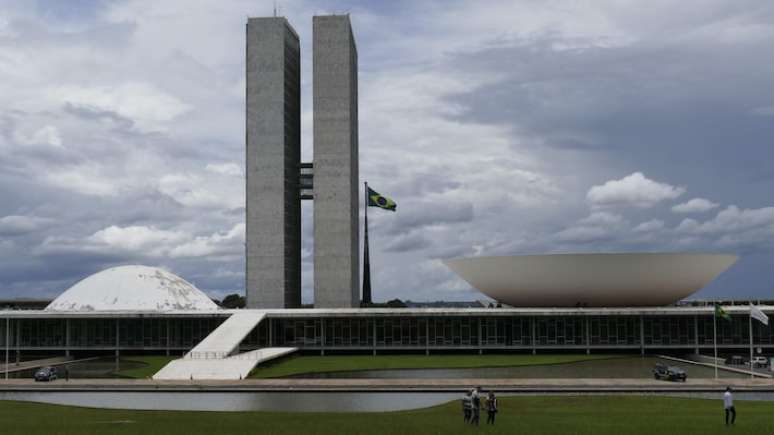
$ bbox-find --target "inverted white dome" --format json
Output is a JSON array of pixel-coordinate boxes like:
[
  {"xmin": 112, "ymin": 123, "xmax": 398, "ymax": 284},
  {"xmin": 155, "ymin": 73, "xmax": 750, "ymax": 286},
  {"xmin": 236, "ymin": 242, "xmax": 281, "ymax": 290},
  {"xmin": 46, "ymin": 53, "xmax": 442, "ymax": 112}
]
[
  {"xmin": 444, "ymin": 253, "xmax": 738, "ymax": 307},
  {"xmin": 46, "ymin": 265, "xmax": 219, "ymax": 311}
]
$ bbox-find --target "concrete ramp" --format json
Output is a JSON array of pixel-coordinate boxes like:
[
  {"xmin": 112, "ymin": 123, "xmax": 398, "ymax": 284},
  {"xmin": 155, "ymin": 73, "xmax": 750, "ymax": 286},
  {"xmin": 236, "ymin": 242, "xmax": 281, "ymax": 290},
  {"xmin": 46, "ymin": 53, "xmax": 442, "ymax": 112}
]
[
  {"xmin": 153, "ymin": 311, "xmax": 296, "ymax": 380},
  {"xmin": 153, "ymin": 347, "xmax": 297, "ymax": 380},
  {"xmin": 187, "ymin": 311, "xmax": 266, "ymax": 359}
]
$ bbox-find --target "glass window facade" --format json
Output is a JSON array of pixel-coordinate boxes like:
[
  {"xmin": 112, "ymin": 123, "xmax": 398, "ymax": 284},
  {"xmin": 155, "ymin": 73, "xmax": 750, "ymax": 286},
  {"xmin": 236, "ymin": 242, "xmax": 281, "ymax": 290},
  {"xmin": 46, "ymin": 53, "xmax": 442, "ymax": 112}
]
[{"xmin": 2, "ymin": 313, "xmax": 773, "ymax": 353}]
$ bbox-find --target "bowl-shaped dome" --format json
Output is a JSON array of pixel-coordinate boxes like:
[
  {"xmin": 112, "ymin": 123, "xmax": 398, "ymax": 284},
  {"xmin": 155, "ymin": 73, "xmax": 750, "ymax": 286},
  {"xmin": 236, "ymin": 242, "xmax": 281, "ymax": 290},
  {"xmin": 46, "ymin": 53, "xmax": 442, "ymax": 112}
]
[
  {"xmin": 46, "ymin": 265, "xmax": 219, "ymax": 311},
  {"xmin": 444, "ymin": 253, "xmax": 737, "ymax": 307}
]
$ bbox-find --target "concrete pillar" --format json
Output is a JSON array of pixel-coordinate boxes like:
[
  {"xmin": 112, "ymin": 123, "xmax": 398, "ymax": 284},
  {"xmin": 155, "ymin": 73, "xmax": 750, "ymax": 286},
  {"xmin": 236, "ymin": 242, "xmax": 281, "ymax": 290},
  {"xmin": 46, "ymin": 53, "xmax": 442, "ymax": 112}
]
[
  {"xmin": 372, "ymin": 318, "xmax": 377, "ymax": 355},
  {"xmin": 694, "ymin": 315, "xmax": 700, "ymax": 354},
  {"xmin": 268, "ymin": 318, "xmax": 273, "ymax": 347},
  {"xmin": 585, "ymin": 317, "xmax": 591, "ymax": 355},
  {"xmin": 115, "ymin": 319, "xmax": 120, "ymax": 367},
  {"xmin": 425, "ymin": 318, "xmax": 430, "ymax": 356},
  {"xmin": 478, "ymin": 317, "xmax": 483, "ymax": 354},
  {"xmin": 320, "ymin": 318, "xmax": 325, "ymax": 356},
  {"xmin": 65, "ymin": 319, "xmax": 70, "ymax": 357},
  {"xmin": 166, "ymin": 318, "xmax": 170, "ymax": 356},
  {"xmin": 15, "ymin": 319, "xmax": 20, "ymax": 365}
]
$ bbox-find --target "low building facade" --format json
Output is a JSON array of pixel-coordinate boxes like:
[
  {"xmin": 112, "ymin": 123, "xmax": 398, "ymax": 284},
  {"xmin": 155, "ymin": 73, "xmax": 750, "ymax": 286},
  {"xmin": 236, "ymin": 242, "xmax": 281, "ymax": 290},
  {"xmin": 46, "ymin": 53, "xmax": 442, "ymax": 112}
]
[{"xmin": 2, "ymin": 306, "xmax": 773, "ymax": 359}]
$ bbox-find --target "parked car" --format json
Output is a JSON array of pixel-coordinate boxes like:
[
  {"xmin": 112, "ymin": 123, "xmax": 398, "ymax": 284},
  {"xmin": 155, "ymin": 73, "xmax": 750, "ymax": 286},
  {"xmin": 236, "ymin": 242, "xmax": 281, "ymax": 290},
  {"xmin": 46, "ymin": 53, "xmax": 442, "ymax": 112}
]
[
  {"xmin": 752, "ymin": 356, "xmax": 769, "ymax": 368},
  {"xmin": 653, "ymin": 363, "xmax": 687, "ymax": 382},
  {"xmin": 725, "ymin": 355, "xmax": 748, "ymax": 366},
  {"xmin": 34, "ymin": 366, "xmax": 58, "ymax": 382}
]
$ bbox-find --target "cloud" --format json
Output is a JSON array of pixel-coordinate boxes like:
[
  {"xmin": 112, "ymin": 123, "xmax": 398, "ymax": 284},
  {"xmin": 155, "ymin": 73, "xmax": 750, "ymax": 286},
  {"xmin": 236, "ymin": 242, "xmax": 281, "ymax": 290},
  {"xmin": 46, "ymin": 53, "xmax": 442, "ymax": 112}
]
[
  {"xmin": 672, "ymin": 198, "xmax": 720, "ymax": 214},
  {"xmin": 52, "ymin": 82, "xmax": 191, "ymax": 132},
  {"xmin": 205, "ymin": 162, "xmax": 242, "ymax": 177},
  {"xmin": 44, "ymin": 164, "xmax": 119, "ymax": 197},
  {"xmin": 388, "ymin": 200, "xmax": 474, "ymax": 235},
  {"xmin": 2, "ymin": 0, "xmax": 774, "ymax": 302},
  {"xmin": 554, "ymin": 212, "xmax": 627, "ymax": 243},
  {"xmin": 675, "ymin": 205, "xmax": 774, "ymax": 236},
  {"xmin": 88, "ymin": 225, "xmax": 188, "ymax": 253},
  {"xmin": 169, "ymin": 223, "xmax": 244, "ymax": 258},
  {"xmin": 633, "ymin": 219, "xmax": 665, "ymax": 233},
  {"xmin": 0, "ymin": 215, "xmax": 51, "ymax": 236},
  {"xmin": 157, "ymin": 172, "xmax": 243, "ymax": 209},
  {"xmin": 587, "ymin": 172, "xmax": 685, "ymax": 208},
  {"xmin": 14, "ymin": 125, "xmax": 63, "ymax": 147},
  {"xmin": 383, "ymin": 232, "xmax": 433, "ymax": 253}
]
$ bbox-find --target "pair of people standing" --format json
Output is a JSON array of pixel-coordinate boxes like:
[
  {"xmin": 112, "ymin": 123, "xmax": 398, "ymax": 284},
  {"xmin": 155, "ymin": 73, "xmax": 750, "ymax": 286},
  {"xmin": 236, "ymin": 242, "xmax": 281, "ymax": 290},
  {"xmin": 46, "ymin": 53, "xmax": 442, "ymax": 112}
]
[{"xmin": 462, "ymin": 387, "xmax": 497, "ymax": 426}]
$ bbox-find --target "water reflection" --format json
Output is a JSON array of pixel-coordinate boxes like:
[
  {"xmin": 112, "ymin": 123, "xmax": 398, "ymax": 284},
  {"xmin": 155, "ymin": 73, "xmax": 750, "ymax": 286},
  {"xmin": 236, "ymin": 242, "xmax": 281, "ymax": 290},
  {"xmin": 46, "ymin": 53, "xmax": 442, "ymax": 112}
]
[
  {"xmin": 288, "ymin": 357, "xmax": 748, "ymax": 379},
  {"xmin": 3, "ymin": 390, "xmax": 774, "ymax": 413},
  {"xmin": 0, "ymin": 391, "xmax": 460, "ymax": 412}
]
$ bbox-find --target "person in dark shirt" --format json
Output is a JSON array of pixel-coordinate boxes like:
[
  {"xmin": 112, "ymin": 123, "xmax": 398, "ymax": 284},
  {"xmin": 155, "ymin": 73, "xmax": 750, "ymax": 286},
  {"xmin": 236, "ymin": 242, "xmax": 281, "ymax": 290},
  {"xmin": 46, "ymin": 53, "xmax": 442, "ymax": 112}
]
[{"xmin": 486, "ymin": 391, "xmax": 498, "ymax": 424}]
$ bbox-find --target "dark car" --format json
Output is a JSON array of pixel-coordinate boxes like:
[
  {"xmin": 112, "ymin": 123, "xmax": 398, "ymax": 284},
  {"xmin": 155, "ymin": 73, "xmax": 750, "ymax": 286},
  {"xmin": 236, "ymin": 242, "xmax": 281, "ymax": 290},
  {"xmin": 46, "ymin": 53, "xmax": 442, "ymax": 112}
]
[
  {"xmin": 653, "ymin": 363, "xmax": 687, "ymax": 382},
  {"xmin": 34, "ymin": 366, "xmax": 58, "ymax": 382}
]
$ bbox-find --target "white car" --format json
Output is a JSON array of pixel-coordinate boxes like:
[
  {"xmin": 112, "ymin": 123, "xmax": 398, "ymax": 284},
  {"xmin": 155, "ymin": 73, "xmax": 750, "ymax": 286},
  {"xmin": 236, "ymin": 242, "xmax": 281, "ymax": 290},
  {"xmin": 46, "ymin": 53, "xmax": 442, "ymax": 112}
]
[{"xmin": 752, "ymin": 356, "xmax": 769, "ymax": 367}]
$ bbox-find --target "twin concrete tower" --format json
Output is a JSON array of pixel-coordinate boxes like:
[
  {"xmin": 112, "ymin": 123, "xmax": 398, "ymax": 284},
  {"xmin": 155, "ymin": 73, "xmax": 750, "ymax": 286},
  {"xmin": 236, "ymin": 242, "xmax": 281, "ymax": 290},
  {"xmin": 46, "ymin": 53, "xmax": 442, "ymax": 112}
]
[{"xmin": 245, "ymin": 15, "xmax": 359, "ymax": 308}]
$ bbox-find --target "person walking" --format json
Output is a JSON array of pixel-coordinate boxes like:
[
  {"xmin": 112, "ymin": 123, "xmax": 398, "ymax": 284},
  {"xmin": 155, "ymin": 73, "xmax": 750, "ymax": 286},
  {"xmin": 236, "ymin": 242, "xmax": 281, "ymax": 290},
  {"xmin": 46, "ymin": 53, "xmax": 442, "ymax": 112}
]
[
  {"xmin": 64, "ymin": 365, "xmax": 69, "ymax": 382},
  {"xmin": 724, "ymin": 387, "xmax": 736, "ymax": 425},
  {"xmin": 486, "ymin": 391, "xmax": 498, "ymax": 425},
  {"xmin": 471, "ymin": 387, "xmax": 481, "ymax": 426},
  {"xmin": 462, "ymin": 390, "xmax": 472, "ymax": 423}
]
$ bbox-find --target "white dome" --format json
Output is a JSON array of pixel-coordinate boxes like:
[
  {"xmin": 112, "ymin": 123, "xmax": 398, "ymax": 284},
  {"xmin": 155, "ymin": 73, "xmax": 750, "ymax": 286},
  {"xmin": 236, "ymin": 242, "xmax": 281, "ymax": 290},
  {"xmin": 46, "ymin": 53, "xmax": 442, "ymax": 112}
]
[{"xmin": 46, "ymin": 265, "xmax": 219, "ymax": 311}]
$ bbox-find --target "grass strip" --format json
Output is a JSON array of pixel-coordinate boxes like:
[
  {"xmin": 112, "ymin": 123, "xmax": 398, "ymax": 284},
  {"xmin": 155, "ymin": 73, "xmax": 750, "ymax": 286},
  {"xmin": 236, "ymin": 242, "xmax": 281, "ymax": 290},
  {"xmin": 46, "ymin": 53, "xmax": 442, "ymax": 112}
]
[
  {"xmin": 114, "ymin": 356, "xmax": 177, "ymax": 379},
  {"xmin": 2, "ymin": 395, "xmax": 772, "ymax": 435},
  {"xmin": 250, "ymin": 353, "xmax": 626, "ymax": 378}
]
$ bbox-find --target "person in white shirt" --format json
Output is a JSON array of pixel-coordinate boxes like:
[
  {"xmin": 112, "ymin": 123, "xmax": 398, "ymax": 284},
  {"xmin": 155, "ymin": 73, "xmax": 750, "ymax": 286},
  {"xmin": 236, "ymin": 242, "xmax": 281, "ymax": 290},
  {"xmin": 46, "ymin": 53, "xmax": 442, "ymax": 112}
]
[
  {"xmin": 470, "ymin": 387, "xmax": 481, "ymax": 426},
  {"xmin": 723, "ymin": 387, "xmax": 736, "ymax": 425},
  {"xmin": 461, "ymin": 391, "xmax": 472, "ymax": 423}
]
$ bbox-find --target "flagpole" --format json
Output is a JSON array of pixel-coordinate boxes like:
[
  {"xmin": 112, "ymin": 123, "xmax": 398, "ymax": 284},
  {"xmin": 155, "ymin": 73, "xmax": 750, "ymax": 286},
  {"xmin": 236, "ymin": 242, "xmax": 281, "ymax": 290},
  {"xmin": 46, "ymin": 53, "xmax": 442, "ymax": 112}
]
[
  {"xmin": 713, "ymin": 306, "xmax": 718, "ymax": 379},
  {"xmin": 749, "ymin": 308, "xmax": 754, "ymax": 379},
  {"xmin": 362, "ymin": 181, "xmax": 372, "ymax": 306}
]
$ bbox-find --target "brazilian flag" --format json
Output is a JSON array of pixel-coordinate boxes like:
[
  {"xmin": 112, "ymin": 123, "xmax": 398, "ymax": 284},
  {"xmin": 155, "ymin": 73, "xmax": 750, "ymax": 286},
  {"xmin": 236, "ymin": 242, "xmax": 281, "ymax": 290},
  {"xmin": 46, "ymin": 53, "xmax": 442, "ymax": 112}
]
[
  {"xmin": 715, "ymin": 304, "xmax": 731, "ymax": 322},
  {"xmin": 367, "ymin": 187, "xmax": 396, "ymax": 211}
]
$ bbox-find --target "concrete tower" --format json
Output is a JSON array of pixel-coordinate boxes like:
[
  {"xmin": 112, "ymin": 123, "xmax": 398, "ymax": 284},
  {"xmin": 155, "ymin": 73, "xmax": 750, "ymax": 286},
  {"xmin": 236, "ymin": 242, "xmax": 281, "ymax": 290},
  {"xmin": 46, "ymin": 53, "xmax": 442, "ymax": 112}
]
[
  {"xmin": 313, "ymin": 15, "xmax": 360, "ymax": 308},
  {"xmin": 245, "ymin": 17, "xmax": 301, "ymax": 308}
]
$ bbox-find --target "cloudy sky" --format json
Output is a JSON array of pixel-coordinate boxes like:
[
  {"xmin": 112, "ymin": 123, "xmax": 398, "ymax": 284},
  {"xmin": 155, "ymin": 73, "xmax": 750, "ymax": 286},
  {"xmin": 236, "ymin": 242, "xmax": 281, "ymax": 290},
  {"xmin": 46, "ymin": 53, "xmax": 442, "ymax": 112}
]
[{"xmin": 1, "ymin": 0, "xmax": 773, "ymax": 303}]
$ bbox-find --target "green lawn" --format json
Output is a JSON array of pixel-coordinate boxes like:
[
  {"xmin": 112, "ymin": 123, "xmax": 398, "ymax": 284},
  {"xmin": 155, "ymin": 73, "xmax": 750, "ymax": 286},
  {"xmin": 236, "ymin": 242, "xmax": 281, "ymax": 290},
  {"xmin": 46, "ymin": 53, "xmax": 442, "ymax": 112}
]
[
  {"xmin": 1, "ymin": 396, "xmax": 771, "ymax": 435},
  {"xmin": 114, "ymin": 356, "xmax": 177, "ymax": 379},
  {"xmin": 250, "ymin": 353, "xmax": 625, "ymax": 378}
]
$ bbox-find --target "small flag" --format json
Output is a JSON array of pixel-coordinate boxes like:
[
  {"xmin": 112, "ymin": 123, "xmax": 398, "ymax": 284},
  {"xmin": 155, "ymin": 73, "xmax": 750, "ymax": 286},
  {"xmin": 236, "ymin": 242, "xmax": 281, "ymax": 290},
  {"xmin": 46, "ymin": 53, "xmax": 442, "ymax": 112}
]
[
  {"xmin": 715, "ymin": 304, "xmax": 732, "ymax": 322},
  {"xmin": 367, "ymin": 187, "xmax": 396, "ymax": 211},
  {"xmin": 751, "ymin": 304, "xmax": 769, "ymax": 326}
]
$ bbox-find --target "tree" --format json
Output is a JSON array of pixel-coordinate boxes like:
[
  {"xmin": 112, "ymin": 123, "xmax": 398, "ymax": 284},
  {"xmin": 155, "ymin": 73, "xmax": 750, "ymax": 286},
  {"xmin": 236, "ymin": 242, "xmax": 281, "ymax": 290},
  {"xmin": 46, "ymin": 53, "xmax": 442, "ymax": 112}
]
[
  {"xmin": 220, "ymin": 293, "xmax": 246, "ymax": 309},
  {"xmin": 385, "ymin": 298, "xmax": 407, "ymax": 308}
]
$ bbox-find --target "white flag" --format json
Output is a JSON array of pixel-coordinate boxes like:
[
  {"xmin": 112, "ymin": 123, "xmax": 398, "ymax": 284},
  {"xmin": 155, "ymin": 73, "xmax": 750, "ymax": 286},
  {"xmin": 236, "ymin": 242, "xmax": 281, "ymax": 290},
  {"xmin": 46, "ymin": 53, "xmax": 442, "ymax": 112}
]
[{"xmin": 751, "ymin": 304, "xmax": 769, "ymax": 325}]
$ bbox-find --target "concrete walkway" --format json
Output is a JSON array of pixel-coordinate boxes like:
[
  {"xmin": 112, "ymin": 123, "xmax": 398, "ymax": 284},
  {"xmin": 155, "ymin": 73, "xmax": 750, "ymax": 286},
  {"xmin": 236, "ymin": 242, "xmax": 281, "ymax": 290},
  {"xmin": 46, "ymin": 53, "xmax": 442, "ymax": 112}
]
[{"xmin": 3, "ymin": 377, "xmax": 774, "ymax": 392}]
